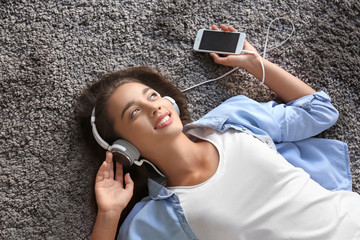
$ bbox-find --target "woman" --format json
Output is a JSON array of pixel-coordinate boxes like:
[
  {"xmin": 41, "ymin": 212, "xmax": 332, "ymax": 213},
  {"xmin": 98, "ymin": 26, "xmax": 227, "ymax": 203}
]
[{"xmin": 77, "ymin": 25, "xmax": 360, "ymax": 240}]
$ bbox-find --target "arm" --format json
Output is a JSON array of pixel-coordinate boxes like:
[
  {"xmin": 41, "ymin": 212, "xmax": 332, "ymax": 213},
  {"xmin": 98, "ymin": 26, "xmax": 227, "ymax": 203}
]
[
  {"xmin": 201, "ymin": 25, "xmax": 338, "ymax": 141},
  {"xmin": 210, "ymin": 24, "xmax": 316, "ymax": 103},
  {"xmin": 91, "ymin": 152, "xmax": 134, "ymax": 240}
]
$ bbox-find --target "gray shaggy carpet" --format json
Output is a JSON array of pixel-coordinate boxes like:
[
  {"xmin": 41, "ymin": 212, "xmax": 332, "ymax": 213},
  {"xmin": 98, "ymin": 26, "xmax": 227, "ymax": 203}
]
[{"xmin": 1, "ymin": 0, "xmax": 359, "ymax": 239}]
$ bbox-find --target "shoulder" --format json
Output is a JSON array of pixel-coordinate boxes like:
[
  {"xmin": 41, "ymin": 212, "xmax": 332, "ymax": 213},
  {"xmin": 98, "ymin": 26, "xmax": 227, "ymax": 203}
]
[{"xmin": 119, "ymin": 179, "xmax": 198, "ymax": 240}]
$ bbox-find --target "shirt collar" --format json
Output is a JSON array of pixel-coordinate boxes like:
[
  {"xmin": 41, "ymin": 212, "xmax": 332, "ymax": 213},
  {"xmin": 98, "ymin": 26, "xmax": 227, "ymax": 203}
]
[
  {"xmin": 148, "ymin": 178, "xmax": 174, "ymax": 200},
  {"xmin": 184, "ymin": 115, "xmax": 229, "ymax": 133}
]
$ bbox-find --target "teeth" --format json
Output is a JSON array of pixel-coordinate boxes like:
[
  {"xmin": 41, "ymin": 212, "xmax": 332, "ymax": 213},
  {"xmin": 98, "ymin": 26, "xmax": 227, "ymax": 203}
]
[{"xmin": 157, "ymin": 115, "xmax": 170, "ymax": 128}]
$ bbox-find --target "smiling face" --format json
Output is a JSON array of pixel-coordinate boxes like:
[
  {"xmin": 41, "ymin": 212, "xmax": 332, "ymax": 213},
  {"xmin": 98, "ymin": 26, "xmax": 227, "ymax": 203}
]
[{"xmin": 106, "ymin": 82, "xmax": 184, "ymax": 158}]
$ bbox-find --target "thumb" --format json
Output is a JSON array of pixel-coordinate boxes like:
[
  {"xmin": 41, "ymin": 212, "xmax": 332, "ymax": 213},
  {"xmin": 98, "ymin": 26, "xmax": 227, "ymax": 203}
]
[
  {"xmin": 210, "ymin": 53, "xmax": 231, "ymax": 66},
  {"xmin": 124, "ymin": 173, "xmax": 134, "ymax": 193},
  {"xmin": 210, "ymin": 53, "xmax": 224, "ymax": 63}
]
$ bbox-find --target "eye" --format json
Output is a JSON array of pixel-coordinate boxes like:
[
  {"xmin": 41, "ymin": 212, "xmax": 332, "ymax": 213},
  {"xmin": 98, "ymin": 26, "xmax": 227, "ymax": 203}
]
[
  {"xmin": 130, "ymin": 109, "xmax": 139, "ymax": 119},
  {"xmin": 149, "ymin": 91, "xmax": 158, "ymax": 100}
]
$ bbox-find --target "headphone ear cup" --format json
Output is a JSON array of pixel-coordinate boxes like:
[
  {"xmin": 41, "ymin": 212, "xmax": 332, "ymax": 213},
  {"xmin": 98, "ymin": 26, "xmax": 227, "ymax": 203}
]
[
  {"xmin": 163, "ymin": 96, "xmax": 180, "ymax": 115},
  {"xmin": 111, "ymin": 139, "xmax": 140, "ymax": 166}
]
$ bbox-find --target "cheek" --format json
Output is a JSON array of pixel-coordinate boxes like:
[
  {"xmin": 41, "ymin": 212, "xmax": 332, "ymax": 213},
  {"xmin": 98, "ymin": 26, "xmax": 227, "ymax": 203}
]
[
  {"xmin": 123, "ymin": 128, "xmax": 156, "ymax": 156},
  {"xmin": 117, "ymin": 118, "xmax": 154, "ymax": 144},
  {"xmin": 115, "ymin": 114, "xmax": 183, "ymax": 154}
]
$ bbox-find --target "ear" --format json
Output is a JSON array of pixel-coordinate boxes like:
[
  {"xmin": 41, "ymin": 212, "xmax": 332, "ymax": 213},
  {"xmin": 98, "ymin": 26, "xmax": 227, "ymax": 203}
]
[{"xmin": 163, "ymin": 96, "xmax": 180, "ymax": 115}]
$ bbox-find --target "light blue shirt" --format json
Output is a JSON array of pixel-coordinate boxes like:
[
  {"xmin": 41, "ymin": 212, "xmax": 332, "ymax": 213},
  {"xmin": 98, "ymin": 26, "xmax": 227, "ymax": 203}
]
[{"xmin": 119, "ymin": 91, "xmax": 351, "ymax": 240}]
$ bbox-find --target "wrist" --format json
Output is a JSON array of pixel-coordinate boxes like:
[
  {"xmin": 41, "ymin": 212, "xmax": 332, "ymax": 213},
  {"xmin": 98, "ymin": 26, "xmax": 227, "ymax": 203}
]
[
  {"xmin": 96, "ymin": 209, "xmax": 122, "ymax": 222},
  {"xmin": 242, "ymin": 52, "xmax": 262, "ymax": 71},
  {"xmin": 243, "ymin": 54, "xmax": 267, "ymax": 82},
  {"xmin": 91, "ymin": 210, "xmax": 121, "ymax": 240}
]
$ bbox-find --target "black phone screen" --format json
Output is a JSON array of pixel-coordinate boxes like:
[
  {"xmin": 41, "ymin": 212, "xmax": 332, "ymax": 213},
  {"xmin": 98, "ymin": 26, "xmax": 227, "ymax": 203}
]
[{"xmin": 199, "ymin": 31, "xmax": 240, "ymax": 53}]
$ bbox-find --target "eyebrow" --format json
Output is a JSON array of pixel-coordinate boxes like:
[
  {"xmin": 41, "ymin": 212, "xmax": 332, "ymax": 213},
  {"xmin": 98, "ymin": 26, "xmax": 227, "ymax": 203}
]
[{"xmin": 121, "ymin": 87, "xmax": 151, "ymax": 119}]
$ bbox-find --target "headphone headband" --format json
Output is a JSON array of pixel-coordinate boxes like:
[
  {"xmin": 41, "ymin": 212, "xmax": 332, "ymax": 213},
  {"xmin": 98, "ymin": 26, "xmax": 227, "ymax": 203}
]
[{"xmin": 91, "ymin": 108, "xmax": 111, "ymax": 151}]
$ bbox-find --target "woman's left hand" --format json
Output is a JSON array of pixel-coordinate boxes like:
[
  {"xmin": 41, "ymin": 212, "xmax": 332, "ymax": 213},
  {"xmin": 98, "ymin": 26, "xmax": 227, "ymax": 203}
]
[
  {"xmin": 94, "ymin": 151, "xmax": 134, "ymax": 217},
  {"xmin": 91, "ymin": 152, "xmax": 134, "ymax": 240}
]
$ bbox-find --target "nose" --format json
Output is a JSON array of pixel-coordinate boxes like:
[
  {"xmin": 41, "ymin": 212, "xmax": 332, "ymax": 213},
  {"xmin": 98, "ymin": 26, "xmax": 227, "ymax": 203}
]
[{"xmin": 143, "ymin": 100, "xmax": 162, "ymax": 117}]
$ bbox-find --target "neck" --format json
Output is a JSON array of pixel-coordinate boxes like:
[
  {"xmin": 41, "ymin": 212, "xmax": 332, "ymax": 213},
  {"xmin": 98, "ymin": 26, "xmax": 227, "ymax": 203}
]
[{"xmin": 145, "ymin": 133, "xmax": 219, "ymax": 187}]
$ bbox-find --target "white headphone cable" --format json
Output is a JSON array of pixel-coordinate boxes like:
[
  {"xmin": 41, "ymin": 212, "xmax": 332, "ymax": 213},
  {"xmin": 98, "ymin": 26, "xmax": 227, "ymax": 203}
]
[
  {"xmin": 181, "ymin": 17, "xmax": 295, "ymax": 92},
  {"xmin": 262, "ymin": 17, "xmax": 295, "ymax": 59},
  {"xmin": 180, "ymin": 67, "xmax": 240, "ymax": 92},
  {"xmin": 134, "ymin": 159, "xmax": 166, "ymax": 177}
]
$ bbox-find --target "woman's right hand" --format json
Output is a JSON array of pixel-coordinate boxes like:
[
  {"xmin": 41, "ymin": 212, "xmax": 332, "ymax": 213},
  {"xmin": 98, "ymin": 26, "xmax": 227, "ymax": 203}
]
[
  {"xmin": 210, "ymin": 24, "xmax": 261, "ymax": 72},
  {"xmin": 209, "ymin": 24, "xmax": 316, "ymax": 102},
  {"xmin": 94, "ymin": 151, "xmax": 134, "ymax": 217}
]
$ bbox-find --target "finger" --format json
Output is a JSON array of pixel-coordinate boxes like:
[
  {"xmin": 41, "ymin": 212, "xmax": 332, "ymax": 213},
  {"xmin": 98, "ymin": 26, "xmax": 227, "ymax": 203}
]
[
  {"xmin": 95, "ymin": 161, "xmax": 106, "ymax": 182},
  {"xmin": 210, "ymin": 52, "xmax": 226, "ymax": 64},
  {"xmin": 115, "ymin": 162, "xmax": 124, "ymax": 186},
  {"xmin": 244, "ymin": 40, "xmax": 253, "ymax": 48},
  {"xmin": 102, "ymin": 161, "xmax": 111, "ymax": 179},
  {"xmin": 102, "ymin": 152, "xmax": 112, "ymax": 179},
  {"xmin": 211, "ymin": 53, "xmax": 235, "ymax": 67},
  {"xmin": 209, "ymin": 52, "xmax": 217, "ymax": 62},
  {"xmin": 210, "ymin": 52, "xmax": 219, "ymax": 58},
  {"xmin": 228, "ymin": 25, "xmax": 237, "ymax": 32},
  {"xmin": 106, "ymin": 151, "xmax": 115, "ymax": 179},
  {"xmin": 105, "ymin": 151, "xmax": 113, "ymax": 164},
  {"xmin": 211, "ymin": 24, "xmax": 219, "ymax": 30},
  {"xmin": 220, "ymin": 24, "xmax": 228, "ymax": 31},
  {"xmin": 124, "ymin": 173, "xmax": 134, "ymax": 193}
]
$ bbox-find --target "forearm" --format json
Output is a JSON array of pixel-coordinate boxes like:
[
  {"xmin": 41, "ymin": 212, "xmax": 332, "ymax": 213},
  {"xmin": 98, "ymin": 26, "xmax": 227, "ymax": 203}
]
[
  {"xmin": 246, "ymin": 56, "xmax": 316, "ymax": 103},
  {"xmin": 91, "ymin": 211, "xmax": 121, "ymax": 240}
]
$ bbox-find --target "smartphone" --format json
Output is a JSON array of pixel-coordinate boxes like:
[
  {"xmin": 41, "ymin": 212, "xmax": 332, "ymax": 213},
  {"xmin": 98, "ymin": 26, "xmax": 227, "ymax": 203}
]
[{"xmin": 193, "ymin": 29, "xmax": 246, "ymax": 55}]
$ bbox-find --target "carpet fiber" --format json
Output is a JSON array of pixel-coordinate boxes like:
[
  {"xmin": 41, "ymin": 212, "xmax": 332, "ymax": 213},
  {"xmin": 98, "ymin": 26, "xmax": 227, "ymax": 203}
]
[{"xmin": 1, "ymin": 0, "xmax": 359, "ymax": 239}]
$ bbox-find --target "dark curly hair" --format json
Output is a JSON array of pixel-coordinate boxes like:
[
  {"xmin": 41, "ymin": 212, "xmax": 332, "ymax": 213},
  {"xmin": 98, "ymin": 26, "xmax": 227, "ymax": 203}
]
[{"xmin": 75, "ymin": 66, "xmax": 191, "ymax": 226}]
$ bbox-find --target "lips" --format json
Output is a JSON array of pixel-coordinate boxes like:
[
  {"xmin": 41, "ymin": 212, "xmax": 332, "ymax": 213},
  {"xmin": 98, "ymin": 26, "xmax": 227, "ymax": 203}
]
[{"xmin": 155, "ymin": 113, "xmax": 173, "ymax": 129}]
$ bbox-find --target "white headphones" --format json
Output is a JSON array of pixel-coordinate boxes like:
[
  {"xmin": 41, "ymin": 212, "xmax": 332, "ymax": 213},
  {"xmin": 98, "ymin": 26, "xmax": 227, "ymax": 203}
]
[{"xmin": 90, "ymin": 93, "xmax": 180, "ymax": 168}]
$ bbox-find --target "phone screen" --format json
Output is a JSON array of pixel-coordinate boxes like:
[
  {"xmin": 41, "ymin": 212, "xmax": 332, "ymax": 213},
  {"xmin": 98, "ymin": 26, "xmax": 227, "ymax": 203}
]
[{"xmin": 199, "ymin": 31, "xmax": 240, "ymax": 53}]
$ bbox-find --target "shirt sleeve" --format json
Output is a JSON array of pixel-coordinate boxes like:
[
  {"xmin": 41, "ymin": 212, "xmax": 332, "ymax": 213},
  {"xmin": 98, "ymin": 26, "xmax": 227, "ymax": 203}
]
[
  {"xmin": 119, "ymin": 194, "xmax": 198, "ymax": 240},
  {"xmin": 261, "ymin": 91, "xmax": 338, "ymax": 142},
  {"xmin": 223, "ymin": 91, "xmax": 339, "ymax": 143}
]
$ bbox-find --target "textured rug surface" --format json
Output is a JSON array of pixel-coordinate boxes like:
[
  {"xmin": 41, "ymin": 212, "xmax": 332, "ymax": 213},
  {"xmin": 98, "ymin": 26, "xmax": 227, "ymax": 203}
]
[{"xmin": 1, "ymin": 0, "xmax": 359, "ymax": 239}]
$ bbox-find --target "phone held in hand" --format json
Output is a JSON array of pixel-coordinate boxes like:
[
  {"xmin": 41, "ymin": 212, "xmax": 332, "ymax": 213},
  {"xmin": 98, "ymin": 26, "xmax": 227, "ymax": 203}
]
[{"xmin": 193, "ymin": 29, "xmax": 246, "ymax": 55}]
